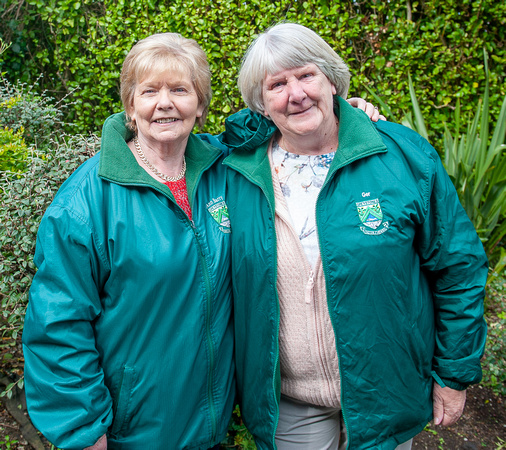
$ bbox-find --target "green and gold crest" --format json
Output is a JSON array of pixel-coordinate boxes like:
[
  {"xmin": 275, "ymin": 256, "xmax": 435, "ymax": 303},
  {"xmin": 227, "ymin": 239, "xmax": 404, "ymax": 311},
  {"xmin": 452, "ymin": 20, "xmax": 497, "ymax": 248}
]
[
  {"xmin": 356, "ymin": 198, "xmax": 389, "ymax": 235},
  {"xmin": 356, "ymin": 198, "xmax": 383, "ymax": 229}
]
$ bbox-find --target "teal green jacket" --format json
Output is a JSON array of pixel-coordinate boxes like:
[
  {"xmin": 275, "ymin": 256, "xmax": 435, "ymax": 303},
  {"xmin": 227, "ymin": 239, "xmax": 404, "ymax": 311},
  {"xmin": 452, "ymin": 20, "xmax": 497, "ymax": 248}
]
[
  {"xmin": 221, "ymin": 98, "xmax": 488, "ymax": 449},
  {"xmin": 23, "ymin": 113, "xmax": 234, "ymax": 449}
]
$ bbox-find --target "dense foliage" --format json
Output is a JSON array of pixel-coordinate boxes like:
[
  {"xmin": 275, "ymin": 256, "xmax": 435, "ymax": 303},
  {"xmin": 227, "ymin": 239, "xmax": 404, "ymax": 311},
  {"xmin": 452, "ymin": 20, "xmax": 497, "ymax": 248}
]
[
  {"xmin": 1, "ymin": 0, "xmax": 505, "ymax": 143},
  {"xmin": 0, "ymin": 77, "xmax": 67, "ymax": 149},
  {"xmin": 483, "ymin": 277, "xmax": 506, "ymax": 397},
  {"xmin": 0, "ymin": 125, "xmax": 27, "ymax": 172}
]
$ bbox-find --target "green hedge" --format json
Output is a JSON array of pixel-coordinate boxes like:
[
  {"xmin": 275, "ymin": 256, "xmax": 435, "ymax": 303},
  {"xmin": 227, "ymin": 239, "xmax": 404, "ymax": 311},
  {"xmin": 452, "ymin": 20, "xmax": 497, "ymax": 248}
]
[{"xmin": 1, "ymin": 0, "xmax": 505, "ymax": 145}]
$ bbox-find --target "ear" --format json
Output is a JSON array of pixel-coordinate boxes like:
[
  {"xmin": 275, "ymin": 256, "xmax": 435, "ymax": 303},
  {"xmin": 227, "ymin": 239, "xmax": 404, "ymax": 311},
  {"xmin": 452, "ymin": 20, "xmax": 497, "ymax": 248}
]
[
  {"xmin": 331, "ymin": 84, "xmax": 337, "ymax": 96},
  {"xmin": 196, "ymin": 103, "xmax": 205, "ymax": 118},
  {"xmin": 126, "ymin": 100, "xmax": 136, "ymax": 122}
]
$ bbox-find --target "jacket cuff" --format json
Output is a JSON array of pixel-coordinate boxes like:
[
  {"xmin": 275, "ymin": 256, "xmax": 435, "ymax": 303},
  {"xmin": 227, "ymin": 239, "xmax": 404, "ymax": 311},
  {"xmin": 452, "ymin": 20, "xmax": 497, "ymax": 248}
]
[{"xmin": 431, "ymin": 371, "xmax": 468, "ymax": 391}]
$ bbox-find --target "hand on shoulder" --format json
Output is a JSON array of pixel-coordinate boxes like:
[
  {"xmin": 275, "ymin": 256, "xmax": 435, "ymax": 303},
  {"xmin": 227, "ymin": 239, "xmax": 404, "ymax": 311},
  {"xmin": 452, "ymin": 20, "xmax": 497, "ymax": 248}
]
[{"xmin": 347, "ymin": 97, "xmax": 387, "ymax": 122}]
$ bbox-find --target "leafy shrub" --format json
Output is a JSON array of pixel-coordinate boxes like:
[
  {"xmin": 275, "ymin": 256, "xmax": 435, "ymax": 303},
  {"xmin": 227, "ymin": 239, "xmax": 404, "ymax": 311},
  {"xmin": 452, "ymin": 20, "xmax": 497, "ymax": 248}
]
[
  {"xmin": 223, "ymin": 405, "xmax": 256, "ymax": 449},
  {"xmin": 0, "ymin": 126, "xmax": 28, "ymax": 172},
  {"xmin": 443, "ymin": 94, "xmax": 506, "ymax": 270},
  {"xmin": 440, "ymin": 54, "xmax": 506, "ymax": 268},
  {"xmin": 0, "ymin": 0, "xmax": 504, "ymax": 144},
  {"xmin": 482, "ymin": 275, "xmax": 506, "ymax": 396},
  {"xmin": 0, "ymin": 135, "xmax": 98, "ymax": 339},
  {"xmin": 0, "ymin": 76, "xmax": 68, "ymax": 149}
]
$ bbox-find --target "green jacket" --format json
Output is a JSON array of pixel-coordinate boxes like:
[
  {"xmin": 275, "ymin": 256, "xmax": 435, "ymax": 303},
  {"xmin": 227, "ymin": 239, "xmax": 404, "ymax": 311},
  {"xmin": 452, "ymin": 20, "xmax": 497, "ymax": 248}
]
[
  {"xmin": 23, "ymin": 113, "xmax": 234, "ymax": 449},
  {"xmin": 221, "ymin": 98, "xmax": 487, "ymax": 449}
]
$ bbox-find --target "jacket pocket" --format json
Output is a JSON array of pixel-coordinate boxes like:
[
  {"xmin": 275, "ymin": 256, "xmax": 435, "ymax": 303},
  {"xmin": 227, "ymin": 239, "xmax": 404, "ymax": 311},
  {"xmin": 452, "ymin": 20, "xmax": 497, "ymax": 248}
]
[{"xmin": 110, "ymin": 365, "xmax": 136, "ymax": 438}]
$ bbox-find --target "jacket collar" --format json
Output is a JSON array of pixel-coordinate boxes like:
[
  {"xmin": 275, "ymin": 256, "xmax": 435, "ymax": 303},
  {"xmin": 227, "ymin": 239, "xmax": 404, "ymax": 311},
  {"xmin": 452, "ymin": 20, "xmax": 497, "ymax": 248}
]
[
  {"xmin": 223, "ymin": 97, "xmax": 387, "ymax": 204},
  {"xmin": 331, "ymin": 96, "xmax": 387, "ymax": 169},
  {"xmin": 98, "ymin": 112, "xmax": 222, "ymax": 201}
]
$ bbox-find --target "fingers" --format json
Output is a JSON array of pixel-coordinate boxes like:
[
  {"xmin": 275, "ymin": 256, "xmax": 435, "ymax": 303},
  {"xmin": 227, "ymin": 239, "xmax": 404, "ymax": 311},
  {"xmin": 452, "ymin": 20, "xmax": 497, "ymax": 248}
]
[
  {"xmin": 366, "ymin": 103, "xmax": 380, "ymax": 122},
  {"xmin": 368, "ymin": 105, "xmax": 387, "ymax": 122},
  {"xmin": 346, "ymin": 97, "xmax": 366, "ymax": 109},
  {"xmin": 432, "ymin": 384, "xmax": 445, "ymax": 426},
  {"xmin": 432, "ymin": 384, "xmax": 467, "ymax": 427},
  {"xmin": 346, "ymin": 97, "xmax": 383, "ymax": 122}
]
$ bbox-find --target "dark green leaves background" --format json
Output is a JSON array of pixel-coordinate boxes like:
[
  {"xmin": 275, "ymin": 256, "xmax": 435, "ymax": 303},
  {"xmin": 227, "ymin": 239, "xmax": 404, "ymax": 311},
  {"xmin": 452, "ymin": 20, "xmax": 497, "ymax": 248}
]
[{"xmin": 1, "ymin": 0, "xmax": 505, "ymax": 142}]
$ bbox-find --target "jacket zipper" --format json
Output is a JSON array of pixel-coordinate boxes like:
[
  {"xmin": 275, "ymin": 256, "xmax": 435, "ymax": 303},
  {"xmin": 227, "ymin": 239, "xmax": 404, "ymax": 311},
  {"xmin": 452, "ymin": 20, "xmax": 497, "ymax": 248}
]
[
  {"xmin": 183, "ymin": 159, "xmax": 219, "ymax": 443},
  {"xmin": 190, "ymin": 156, "xmax": 224, "ymax": 443},
  {"xmin": 159, "ymin": 176, "xmax": 219, "ymax": 442},
  {"xmin": 257, "ymin": 184, "xmax": 281, "ymax": 449},
  {"xmin": 191, "ymin": 220, "xmax": 218, "ymax": 442},
  {"xmin": 315, "ymin": 175, "xmax": 351, "ymax": 448}
]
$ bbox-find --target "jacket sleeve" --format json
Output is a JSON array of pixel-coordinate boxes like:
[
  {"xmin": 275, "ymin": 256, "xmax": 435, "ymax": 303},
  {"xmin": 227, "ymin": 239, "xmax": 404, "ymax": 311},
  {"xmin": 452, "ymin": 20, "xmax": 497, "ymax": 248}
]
[
  {"xmin": 22, "ymin": 205, "xmax": 113, "ymax": 449},
  {"xmin": 415, "ymin": 136, "xmax": 488, "ymax": 390}
]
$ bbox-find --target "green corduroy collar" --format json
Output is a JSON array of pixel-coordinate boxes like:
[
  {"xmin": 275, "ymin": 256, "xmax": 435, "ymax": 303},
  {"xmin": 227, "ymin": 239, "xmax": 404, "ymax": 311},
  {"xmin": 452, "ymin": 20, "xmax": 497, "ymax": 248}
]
[
  {"xmin": 98, "ymin": 112, "xmax": 222, "ymax": 202},
  {"xmin": 223, "ymin": 96, "xmax": 388, "ymax": 205}
]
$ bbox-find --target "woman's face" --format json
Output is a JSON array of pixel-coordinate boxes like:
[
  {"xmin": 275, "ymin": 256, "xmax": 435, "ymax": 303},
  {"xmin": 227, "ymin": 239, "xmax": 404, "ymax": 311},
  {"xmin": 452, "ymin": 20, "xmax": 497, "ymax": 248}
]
[
  {"xmin": 130, "ymin": 69, "xmax": 204, "ymax": 150},
  {"xmin": 262, "ymin": 63, "xmax": 337, "ymax": 139}
]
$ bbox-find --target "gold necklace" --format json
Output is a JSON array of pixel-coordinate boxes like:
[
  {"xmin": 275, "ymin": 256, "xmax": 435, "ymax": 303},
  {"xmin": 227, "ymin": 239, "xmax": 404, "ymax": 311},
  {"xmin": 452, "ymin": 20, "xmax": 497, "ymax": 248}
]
[{"xmin": 133, "ymin": 137, "xmax": 186, "ymax": 182}]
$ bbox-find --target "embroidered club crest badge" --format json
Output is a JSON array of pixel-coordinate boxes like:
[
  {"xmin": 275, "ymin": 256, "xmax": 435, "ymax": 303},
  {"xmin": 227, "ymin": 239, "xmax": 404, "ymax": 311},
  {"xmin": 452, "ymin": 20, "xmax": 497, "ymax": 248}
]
[
  {"xmin": 206, "ymin": 196, "xmax": 231, "ymax": 233},
  {"xmin": 356, "ymin": 198, "xmax": 389, "ymax": 235}
]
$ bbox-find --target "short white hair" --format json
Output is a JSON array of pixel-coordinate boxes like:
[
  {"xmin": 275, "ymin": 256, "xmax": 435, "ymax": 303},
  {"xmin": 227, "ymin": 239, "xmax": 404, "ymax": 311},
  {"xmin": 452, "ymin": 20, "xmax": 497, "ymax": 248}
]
[{"xmin": 238, "ymin": 23, "xmax": 350, "ymax": 115}]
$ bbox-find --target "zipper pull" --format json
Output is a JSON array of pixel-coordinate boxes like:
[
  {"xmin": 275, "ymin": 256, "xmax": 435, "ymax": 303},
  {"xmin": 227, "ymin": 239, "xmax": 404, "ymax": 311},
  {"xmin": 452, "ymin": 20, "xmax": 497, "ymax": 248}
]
[{"xmin": 305, "ymin": 271, "xmax": 314, "ymax": 304}]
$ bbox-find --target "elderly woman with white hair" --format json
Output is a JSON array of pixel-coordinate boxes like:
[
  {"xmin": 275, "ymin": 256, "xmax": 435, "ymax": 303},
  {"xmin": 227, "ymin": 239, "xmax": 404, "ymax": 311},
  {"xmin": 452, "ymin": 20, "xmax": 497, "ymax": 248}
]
[{"xmin": 221, "ymin": 23, "xmax": 487, "ymax": 449}]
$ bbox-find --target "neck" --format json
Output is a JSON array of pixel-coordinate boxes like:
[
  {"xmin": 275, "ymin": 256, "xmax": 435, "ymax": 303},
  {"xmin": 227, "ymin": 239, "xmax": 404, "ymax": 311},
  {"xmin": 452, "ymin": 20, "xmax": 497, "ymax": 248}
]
[
  {"xmin": 129, "ymin": 136, "xmax": 188, "ymax": 181},
  {"xmin": 279, "ymin": 121, "xmax": 339, "ymax": 156}
]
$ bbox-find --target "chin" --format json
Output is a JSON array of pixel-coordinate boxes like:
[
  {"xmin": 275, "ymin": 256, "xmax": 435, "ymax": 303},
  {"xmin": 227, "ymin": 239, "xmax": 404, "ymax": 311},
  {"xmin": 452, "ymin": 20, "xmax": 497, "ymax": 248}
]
[{"xmin": 289, "ymin": 126, "xmax": 320, "ymax": 137}]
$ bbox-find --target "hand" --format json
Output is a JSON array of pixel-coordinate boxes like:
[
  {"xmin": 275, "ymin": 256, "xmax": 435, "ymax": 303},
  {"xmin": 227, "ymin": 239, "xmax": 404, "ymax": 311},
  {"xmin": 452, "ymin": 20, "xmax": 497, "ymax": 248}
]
[
  {"xmin": 432, "ymin": 384, "xmax": 466, "ymax": 426},
  {"xmin": 346, "ymin": 97, "xmax": 386, "ymax": 122},
  {"xmin": 84, "ymin": 434, "xmax": 107, "ymax": 450}
]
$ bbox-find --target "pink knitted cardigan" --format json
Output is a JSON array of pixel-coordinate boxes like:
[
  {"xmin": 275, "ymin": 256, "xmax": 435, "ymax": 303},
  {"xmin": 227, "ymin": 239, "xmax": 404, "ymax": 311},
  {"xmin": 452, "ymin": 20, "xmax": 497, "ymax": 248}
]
[{"xmin": 269, "ymin": 144, "xmax": 341, "ymax": 408}]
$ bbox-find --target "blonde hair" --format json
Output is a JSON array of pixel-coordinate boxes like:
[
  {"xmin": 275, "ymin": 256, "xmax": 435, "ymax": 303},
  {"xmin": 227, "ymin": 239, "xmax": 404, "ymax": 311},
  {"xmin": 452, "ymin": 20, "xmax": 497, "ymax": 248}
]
[
  {"xmin": 238, "ymin": 23, "xmax": 350, "ymax": 115},
  {"xmin": 120, "ymin": 33, "xmax": 211, "ymax": 130}
]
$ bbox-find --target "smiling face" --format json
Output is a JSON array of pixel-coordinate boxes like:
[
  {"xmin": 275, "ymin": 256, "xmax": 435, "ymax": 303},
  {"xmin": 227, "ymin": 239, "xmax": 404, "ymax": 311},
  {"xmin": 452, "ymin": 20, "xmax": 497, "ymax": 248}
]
[
  {"xmin": 262, "ymin": 64, "xmax": 337, "ymax": 140},
  {"xmin": 129, "ymin": 68, "xmax": 204, "ymax": 152}
]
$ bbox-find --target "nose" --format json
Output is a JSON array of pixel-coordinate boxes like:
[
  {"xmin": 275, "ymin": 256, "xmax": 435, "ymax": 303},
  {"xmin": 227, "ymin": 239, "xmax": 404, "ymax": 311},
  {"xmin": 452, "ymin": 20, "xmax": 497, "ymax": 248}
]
[
  {"xmin": 157, "ymin": 88, "xmax": 174, "ymax": 109},
  {"xmin": 287, "ymin": 79, "xmax": 307, "ymax": 103}
]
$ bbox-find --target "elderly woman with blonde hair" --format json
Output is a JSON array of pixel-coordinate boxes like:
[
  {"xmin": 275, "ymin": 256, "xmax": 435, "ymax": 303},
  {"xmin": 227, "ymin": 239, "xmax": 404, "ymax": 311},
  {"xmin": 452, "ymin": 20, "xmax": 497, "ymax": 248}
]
[
  {"xmin": 221, "ymin": 23, "xmax": 487, "ymax": 449},
  {"xmin": 23, "ymin": 33, "xmax": 234, "ymax": 450}
]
